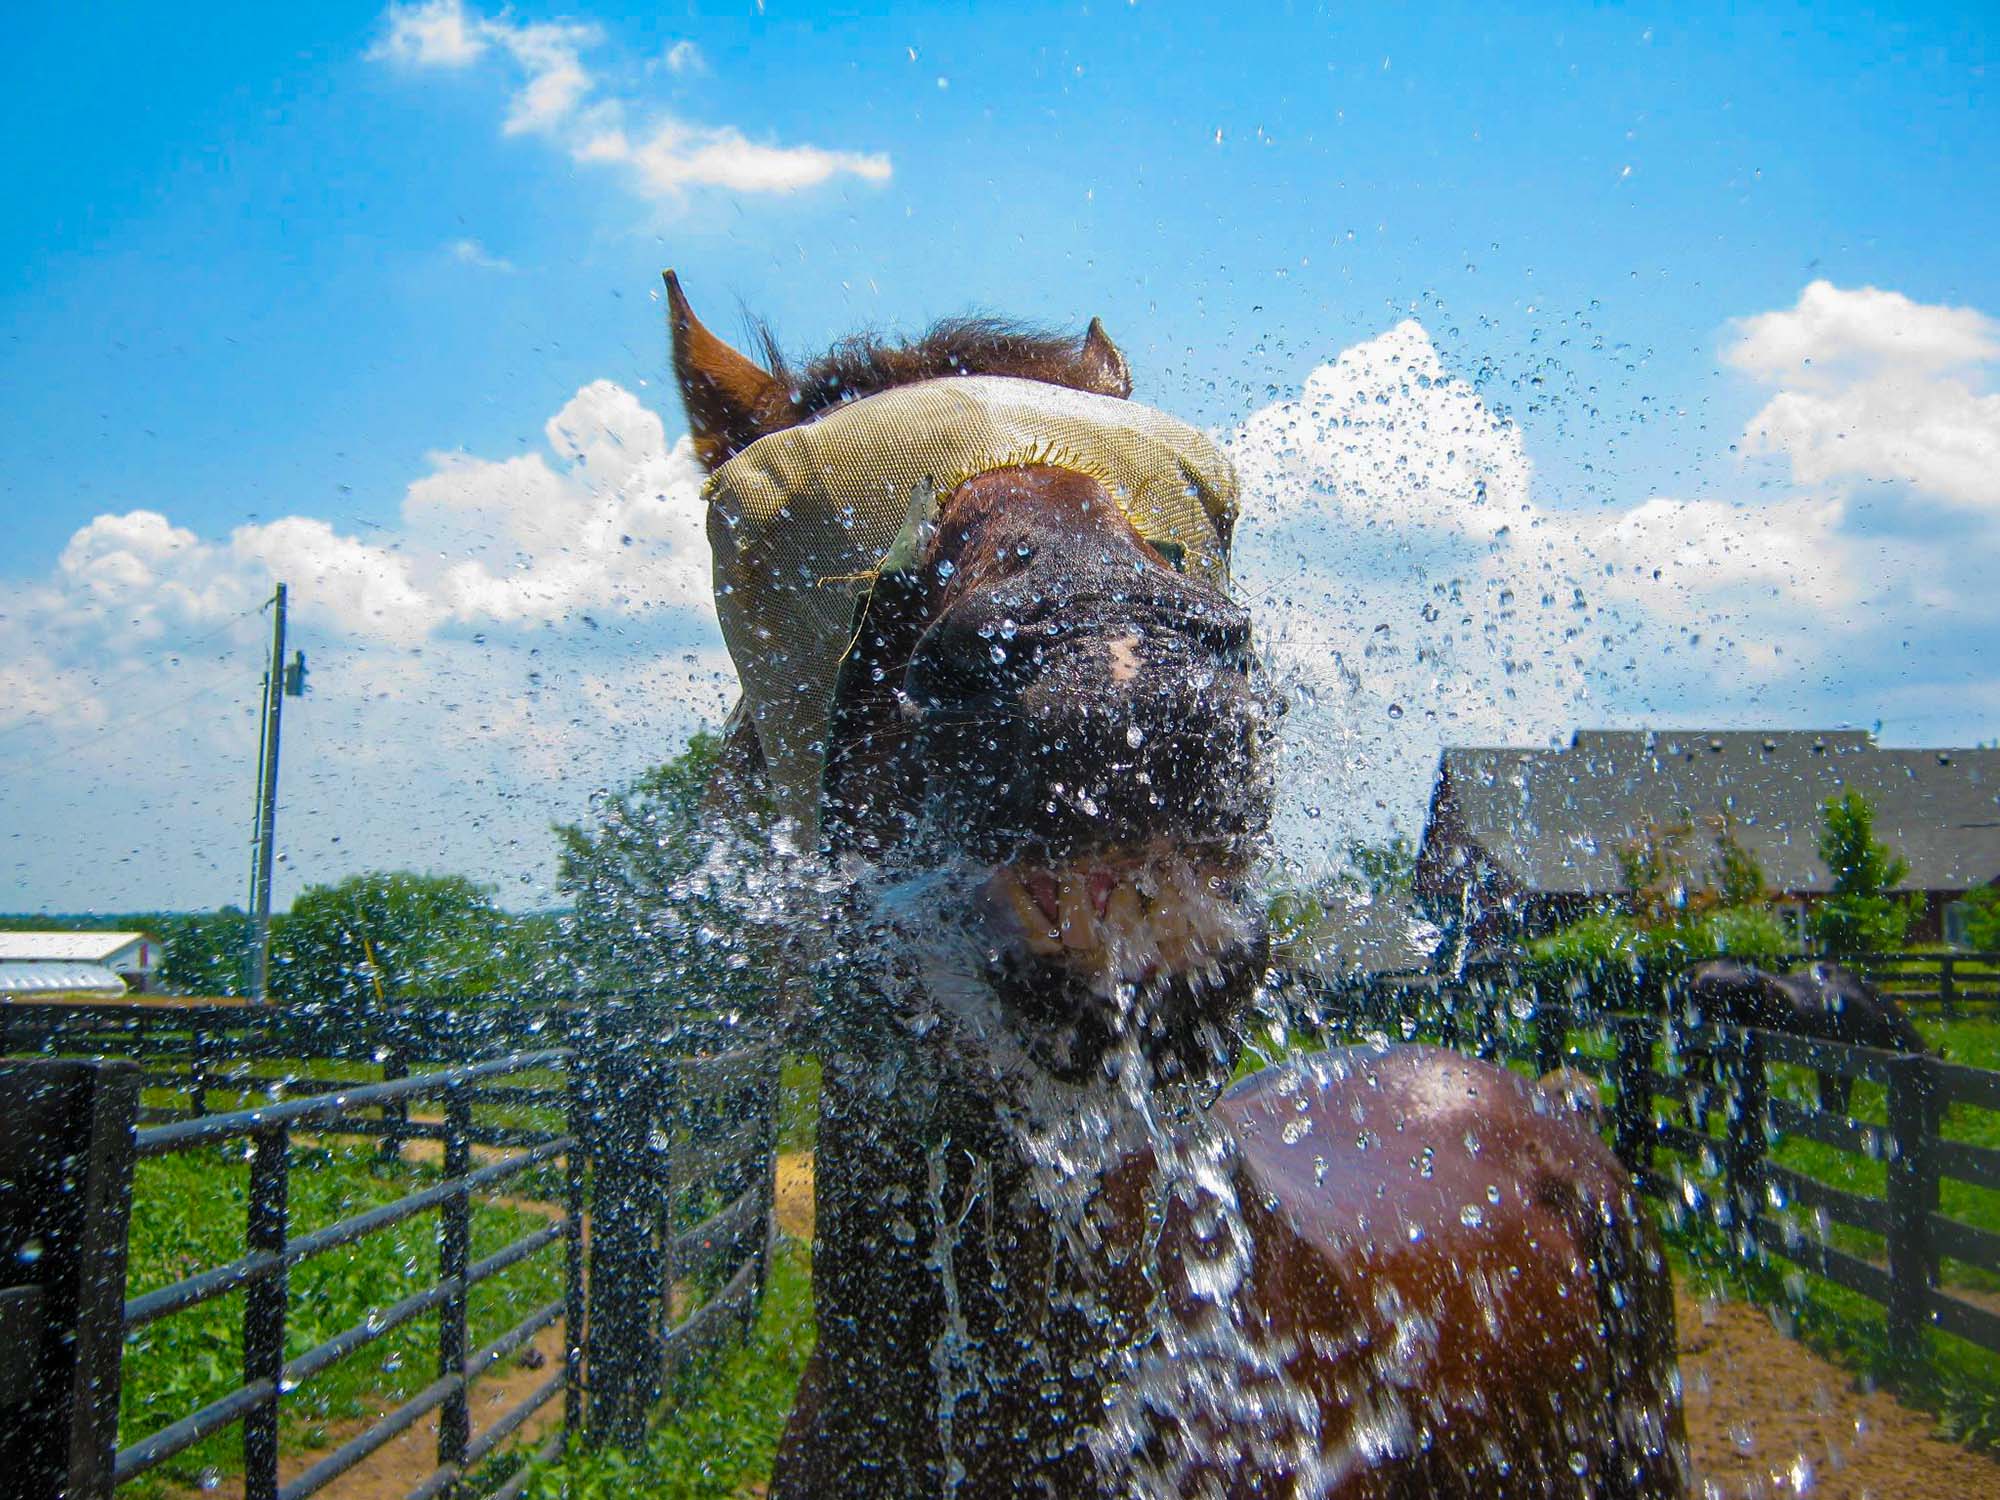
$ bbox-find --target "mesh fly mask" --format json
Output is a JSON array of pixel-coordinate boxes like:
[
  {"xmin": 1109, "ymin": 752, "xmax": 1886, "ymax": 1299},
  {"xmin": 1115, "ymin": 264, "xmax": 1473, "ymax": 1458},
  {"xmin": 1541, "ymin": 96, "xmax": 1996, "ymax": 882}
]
[{"xmin": 703, "ymin": 375, "xmax": 1240, "ymax": 835}]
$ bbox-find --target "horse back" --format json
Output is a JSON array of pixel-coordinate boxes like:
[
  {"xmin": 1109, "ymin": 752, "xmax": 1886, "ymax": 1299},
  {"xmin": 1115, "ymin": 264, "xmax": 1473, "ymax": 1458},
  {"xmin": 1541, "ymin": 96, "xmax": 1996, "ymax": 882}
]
[{"xmin": 1211, "ymin": 1045, "xmax": 1687, "ymax": 1497}]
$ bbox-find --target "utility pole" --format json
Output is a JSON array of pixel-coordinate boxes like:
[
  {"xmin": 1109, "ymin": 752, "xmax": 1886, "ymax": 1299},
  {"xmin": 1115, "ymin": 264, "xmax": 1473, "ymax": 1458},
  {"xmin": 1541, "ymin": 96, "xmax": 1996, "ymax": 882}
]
[{"xmin": 246, "ymin": 583, "xmax": 306, "ymax": 1000}]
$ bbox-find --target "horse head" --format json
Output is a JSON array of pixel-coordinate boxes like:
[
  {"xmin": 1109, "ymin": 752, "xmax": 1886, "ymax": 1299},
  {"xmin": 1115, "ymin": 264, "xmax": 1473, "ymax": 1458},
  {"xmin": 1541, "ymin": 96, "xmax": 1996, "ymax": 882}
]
[
  {"xmin": 663, "ymin": 276, "xmax": 1686, "ymax": 1500},
  {"xmin": 667, "ymin": 271, "xmax": 1275, "ymax": 1082}
]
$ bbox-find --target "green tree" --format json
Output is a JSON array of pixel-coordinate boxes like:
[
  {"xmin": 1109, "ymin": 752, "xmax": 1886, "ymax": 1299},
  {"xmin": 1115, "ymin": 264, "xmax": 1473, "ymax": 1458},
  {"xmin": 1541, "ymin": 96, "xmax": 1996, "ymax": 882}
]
[
  {"xmin": 1535, "ymin": 812, "xmax": 1784, "ymax": 966},
  {"xmin": 553, "ymin": 730, "xmax": 773, "ymax": 1009},
  {"xmin": 1708, "ymin": 816, "xmax": 1769, "ymax": 910},
  {"xmin": 1811, "ymin": 791, "xmax": 1913, "ymax": 954},
  {"xmin": 1956, "ymin": 883, "xmax": 2000, "ymax": 950},
  {"xmin": 153, "ymin": 907, "xmax": 252, "ymax": 995},
  {"xmin": 271, "ymin": 872, "xmax": 513, "ymax": 1007},
  {"xmin": 1345, "ymin": 836, "xmax": 1416, "ymax": 896}
]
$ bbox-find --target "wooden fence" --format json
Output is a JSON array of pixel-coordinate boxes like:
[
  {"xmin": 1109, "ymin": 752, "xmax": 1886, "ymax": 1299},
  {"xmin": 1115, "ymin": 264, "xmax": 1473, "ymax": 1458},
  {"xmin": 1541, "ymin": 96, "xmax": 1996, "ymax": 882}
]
[
  {"xmin": 0, "ymin": 998, "xmax": 782, "ymax": 1499},
  {"xmin": 1334, "ymin": 958, "xmax": 2000, "ymax": 1368}
]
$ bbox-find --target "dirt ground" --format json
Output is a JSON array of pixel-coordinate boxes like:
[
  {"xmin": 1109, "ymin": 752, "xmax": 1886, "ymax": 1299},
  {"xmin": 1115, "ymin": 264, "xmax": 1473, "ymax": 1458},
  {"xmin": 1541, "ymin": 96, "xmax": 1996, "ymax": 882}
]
[
  {"xmin": 1677, "ymin": 1291, "xmax": 2000, "ymax": 1499},
  {"xmin": 184, "ymin": 1147, "xmax": 2000, "ymax": 1499}
]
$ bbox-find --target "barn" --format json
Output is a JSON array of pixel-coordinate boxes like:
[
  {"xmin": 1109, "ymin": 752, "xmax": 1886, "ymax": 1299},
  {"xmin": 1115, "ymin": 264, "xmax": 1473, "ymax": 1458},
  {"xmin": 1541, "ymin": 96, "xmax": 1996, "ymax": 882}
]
[
  {"xmin": 1413, "ymin": 729, "xmax": 2000, "ymax": 954},
  {"xmin": 0, "ymin": 931, "xmax": 162, "ymax": 994}
]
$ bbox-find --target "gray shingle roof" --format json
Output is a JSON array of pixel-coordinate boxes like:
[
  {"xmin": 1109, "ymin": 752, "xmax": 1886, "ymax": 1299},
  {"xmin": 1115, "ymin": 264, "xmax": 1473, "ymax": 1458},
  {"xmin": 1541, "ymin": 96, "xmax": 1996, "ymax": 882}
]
[{"xmin": 1427, "ymin": 730, "xmax": 2000, "ymax": 898}]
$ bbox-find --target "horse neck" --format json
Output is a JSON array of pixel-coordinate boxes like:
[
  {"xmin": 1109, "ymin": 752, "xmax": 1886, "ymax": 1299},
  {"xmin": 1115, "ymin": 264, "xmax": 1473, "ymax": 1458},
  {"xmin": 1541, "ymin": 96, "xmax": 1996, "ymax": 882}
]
[{"xmin": 807, "ymin": 1038, "xmax": 1127, "ymax": 1494}]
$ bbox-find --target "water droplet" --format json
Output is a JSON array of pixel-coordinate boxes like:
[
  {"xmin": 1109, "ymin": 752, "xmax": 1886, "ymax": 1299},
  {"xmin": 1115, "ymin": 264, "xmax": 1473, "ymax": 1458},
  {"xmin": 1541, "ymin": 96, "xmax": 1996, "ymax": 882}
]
[{"xmin": 1126, "ymin": 724, "xmax": 1145, "ymax": 748}]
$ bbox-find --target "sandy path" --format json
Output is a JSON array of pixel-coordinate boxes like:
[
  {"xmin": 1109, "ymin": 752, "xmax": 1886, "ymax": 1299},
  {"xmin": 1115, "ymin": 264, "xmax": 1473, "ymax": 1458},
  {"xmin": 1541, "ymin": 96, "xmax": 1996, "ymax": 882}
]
[{"xmin": 1678, "ymin": 1291, "xmax": 2000, "ymax": 1498}]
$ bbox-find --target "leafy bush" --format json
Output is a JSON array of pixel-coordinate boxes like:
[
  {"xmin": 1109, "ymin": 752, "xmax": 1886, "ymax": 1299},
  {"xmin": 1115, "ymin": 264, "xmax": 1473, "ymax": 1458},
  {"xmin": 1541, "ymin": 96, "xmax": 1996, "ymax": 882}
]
[
  {"xmin": 269, "ymin": 871, "xmax": 523, "ymax": 1007},
  {"xmin": 554, "ymin": 730, "xmax": 777, "ymax": 1011},
  {"xmin": 1532, "ymin": 905, "xmax": 1791, "ymax": 967},
  {"xmin": 1812, "ymin": 791, "xmax": 1914, "ymax": 953},
  {"xmin": 512, "ymin": 1243, "xmax": 815, "ymax": 1498},
  {"xmin": 1956, "ymin": 884, "xmax": 2000, "ymax": 951}
]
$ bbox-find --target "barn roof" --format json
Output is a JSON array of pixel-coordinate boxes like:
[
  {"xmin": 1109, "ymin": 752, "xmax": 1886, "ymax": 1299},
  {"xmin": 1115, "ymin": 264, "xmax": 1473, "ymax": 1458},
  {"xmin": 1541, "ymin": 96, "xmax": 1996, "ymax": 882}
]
[
  {"xmin": 0, "ymin": 961, "xmax": 128, "ymax": 998},
  {"xmin": 0, "ymin": 931, "xmax": 154, "ymax": 963},
  {"xmin": 1422, "ymin": 730, "xmax": 2000, "ymax": 899}
]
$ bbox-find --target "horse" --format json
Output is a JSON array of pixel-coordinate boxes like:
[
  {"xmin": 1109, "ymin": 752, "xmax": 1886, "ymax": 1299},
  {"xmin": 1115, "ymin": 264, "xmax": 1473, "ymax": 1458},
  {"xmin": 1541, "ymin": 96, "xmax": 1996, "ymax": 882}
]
[
  {"xmin": 663, "ymin": 271, "xmax": 1687, "ymax": 1498},
  {"xmin": 1681, "ymin": 958, "xmax": 1928, "ymax": 1118}
]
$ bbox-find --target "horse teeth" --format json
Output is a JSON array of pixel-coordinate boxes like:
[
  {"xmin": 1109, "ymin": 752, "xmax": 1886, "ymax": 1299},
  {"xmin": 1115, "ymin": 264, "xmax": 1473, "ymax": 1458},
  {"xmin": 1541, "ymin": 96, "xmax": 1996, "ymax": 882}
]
[
  {"xmin": 996, "ymin": 870, "xmax": 1062, "ymax": 954},
  {"xmin": 1102, "ymin": 883, "xmax": 1143, "ymax": 937},
  {"xmin": 1057, "ymin": 876, "xmax": 1098, "ymax": 950}
]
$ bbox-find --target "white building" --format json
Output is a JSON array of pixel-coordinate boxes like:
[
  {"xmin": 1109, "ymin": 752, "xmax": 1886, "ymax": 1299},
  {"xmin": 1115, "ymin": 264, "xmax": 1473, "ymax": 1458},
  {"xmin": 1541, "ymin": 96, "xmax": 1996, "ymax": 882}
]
[{"xmin": 0, "ymin": 931, "xmax": 161, "ymax": 993}]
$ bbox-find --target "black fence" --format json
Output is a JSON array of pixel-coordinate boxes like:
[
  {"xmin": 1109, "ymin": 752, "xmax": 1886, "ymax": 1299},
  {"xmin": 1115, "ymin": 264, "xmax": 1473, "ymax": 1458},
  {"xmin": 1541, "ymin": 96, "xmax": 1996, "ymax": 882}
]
[
  {"xmin": 1337, "ymin": 958, "xmax": 2000, "ymax": 1368},
  {"xmin": 0, "ymin": 998, "xmax": 782, "ymax": 1499}
]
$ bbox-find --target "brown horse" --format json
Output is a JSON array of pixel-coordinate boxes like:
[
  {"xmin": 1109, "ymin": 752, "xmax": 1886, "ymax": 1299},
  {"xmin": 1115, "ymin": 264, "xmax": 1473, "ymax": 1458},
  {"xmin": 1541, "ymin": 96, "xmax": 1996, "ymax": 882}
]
[
  {"xmin": 665, "ymin": 273, "xmax": 1687, "ymax": 1498},
  {"xmin": 1682, "ymin": 958, "xmax": 1929, "ymax": 1118}
]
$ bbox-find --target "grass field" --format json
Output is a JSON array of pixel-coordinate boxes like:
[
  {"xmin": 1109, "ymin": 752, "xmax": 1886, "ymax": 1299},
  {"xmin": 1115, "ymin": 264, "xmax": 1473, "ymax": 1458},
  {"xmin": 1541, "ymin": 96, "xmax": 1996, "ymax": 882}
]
[
  {"xmin": 120, "ymin": 1130, "xmax": 567, "ymax": 1494},
  {"xmin": 500, "ymin": 1241, "xmax": 815, "ymax": 1500},
  {"xmin": 1648, "ymin": 1013, "xmax": 2000, "ymax": 1449}
]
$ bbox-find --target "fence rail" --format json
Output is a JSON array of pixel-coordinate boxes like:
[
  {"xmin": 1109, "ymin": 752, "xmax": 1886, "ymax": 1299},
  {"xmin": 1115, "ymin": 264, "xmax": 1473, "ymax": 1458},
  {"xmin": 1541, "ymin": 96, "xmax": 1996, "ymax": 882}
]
[
  {"xmin": 1, "ymin": 1000, "xmax": 783, "ymax": 1500},
  {"xmin": 1342, "ymin": 955, "xmax": 2000, "ymax": 1369}
]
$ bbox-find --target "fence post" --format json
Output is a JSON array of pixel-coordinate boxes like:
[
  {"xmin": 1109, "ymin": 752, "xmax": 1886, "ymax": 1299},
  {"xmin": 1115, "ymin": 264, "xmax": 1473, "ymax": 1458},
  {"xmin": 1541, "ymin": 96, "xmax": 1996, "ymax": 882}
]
[
  {"xmin": 655, "ymin": 1055, "xmax": 680, "ymax": 1393},
  {"xmin": 1885, "ymin": 1054, "xmax": 1939, "ymax": 1366},
  {"xmin": 379, "ymin": 1046, "xmax": 409, "ymax": 1163},
  {"xmin": 1722, "ymin": 1027, "xmax": 1769, "ymax": 1260},
  {"xmin": 437, "ymin": 1084, "xmax": 473, "ymax": 1472},
  {"xmin": 751, "ymin": 1041, "xmax": 782, "ymax": 1325},
  {"xmin": 1612, "ymin": 1016, "xmax": 1656, "ymax": 1183},
  {"xmin": 585, "ymin": 1030, "xmax": 664, "ymax": 1447},
  {"xmin": 189, "ymin": 1023, "xmax": 211, "ymax": 1118},
  {"xmin": 1437, "ymin": 981, "xmax": 1461, "ymax": 1052},
  {"xmin": 0, "ymin": 1060, "xmax": 139, "ymax": 1498},
  {"xmin": 563, "ymin": 1051, "xmax": 588, "ymax": 1442},
  {"xmin": 1939, "ymin": 955, "xmax": 1958, "ymax": 1022},
  {"xmin": 243, "ymin": 1123, "xmax": 290, "ymax": 1500},
  {"xmin": 1532, "ymin": 967, "xmax": 1567, "ymax": 1077}
]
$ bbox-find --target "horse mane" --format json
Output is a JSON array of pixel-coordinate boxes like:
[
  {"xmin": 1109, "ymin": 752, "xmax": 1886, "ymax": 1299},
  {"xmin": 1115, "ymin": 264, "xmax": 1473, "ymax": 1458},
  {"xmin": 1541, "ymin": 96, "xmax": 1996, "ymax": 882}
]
[{"xmin": 757, "ymin": 317, "xmax": 1114, "ymax": 418}]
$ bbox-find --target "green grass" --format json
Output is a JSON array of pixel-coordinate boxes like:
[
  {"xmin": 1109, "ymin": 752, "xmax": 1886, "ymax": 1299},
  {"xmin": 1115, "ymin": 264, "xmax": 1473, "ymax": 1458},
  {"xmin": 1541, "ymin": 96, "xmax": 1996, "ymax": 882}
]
[
  {"xmin": 1639, "ymin": 1013, "xmax": 2000, "ymax": 1450},
  {"xmin": 505, "ymin": 1242, "xmax": 815, "ymax": 1500},
  {"xmin": 777, "ymin": 1056, "xmax": 820, "ymax": 1152},
  {"xmin": 120, "ymin": 1136, "xmax": 566, "ymax": 1494}
]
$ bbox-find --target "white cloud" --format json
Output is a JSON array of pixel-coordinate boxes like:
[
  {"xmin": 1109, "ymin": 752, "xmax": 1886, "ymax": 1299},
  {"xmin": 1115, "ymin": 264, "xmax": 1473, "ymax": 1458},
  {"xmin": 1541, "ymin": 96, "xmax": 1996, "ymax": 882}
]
[
  {"xmin": 371, "ymin": 1, "xmax": 890, "ymax": 203},
  {"xmin": 1726, "ymin": 281, "xmax": 2000, "ymax": 513},
  {"xmin": 1725, "ymin": 280, "xmax": 2000, "ymax": 386},
  {"xmin": 370, "ymin": 0, "xmax": 488, "ymax": 67},
  {"xmin": 1227, "ymin": 318, "xmax": 1922, "ymax": 865},
  {"xmin": 449, "ymin": 237, "xmax": 515, "ymax": 272},
  {"xmin": 14, "ymin": 285, "xmax": 1997, "ymax": 910},
  {"xmin": 590, "ymin": 121, "xmax": 893, "ymax": 196},
  {"xmin": 2, "ymin": 381, "xmax": 730, "ymax": 910}
]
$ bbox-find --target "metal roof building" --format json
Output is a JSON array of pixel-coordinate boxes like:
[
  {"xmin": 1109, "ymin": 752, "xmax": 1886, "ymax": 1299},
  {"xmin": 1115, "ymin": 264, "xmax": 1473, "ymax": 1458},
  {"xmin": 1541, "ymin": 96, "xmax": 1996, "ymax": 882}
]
[
  {"xmin": 1414, "ymin": 729, "xmax": 2000, "ymax": 949},
  {"xmin": 0, "ymin": 961, "xmax": 128, "ymax": 999},
  {"xmin": 0, "ymin": 931, "xmax": 161, "ymax": 991}
]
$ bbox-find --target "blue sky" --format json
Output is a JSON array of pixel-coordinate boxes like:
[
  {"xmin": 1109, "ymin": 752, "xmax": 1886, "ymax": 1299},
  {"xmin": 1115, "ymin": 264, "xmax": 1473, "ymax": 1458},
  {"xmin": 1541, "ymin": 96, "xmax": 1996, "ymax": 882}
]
[{"xmin": 2, "ymin": 2, "xmax": 1995, "ymax": 910}]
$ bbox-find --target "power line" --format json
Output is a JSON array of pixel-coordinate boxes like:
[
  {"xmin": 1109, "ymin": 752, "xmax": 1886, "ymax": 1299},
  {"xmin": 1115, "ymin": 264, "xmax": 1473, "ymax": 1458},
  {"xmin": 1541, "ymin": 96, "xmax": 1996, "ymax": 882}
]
[
  {"xmin": 0, "ymin": 666, "xmax": 260, "ymax": 782},
  {"xmin": 0, "ymin": 603, "xmax": 265, "ymax": 748}
]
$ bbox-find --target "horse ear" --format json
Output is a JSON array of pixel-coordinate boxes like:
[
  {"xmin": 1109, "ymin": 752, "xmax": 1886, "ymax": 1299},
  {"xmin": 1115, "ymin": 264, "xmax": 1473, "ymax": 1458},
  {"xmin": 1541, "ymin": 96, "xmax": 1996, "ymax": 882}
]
[
  {"xmin": 1078, "ymin": 317, "xmax": 1132, "ymax": 398},
  {"xmin": 665, "ymin": 270, "xmax": 788, "ymax": 470}
]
